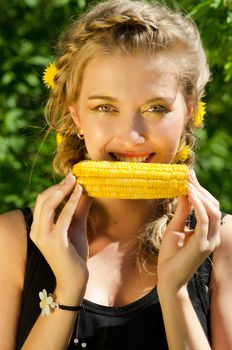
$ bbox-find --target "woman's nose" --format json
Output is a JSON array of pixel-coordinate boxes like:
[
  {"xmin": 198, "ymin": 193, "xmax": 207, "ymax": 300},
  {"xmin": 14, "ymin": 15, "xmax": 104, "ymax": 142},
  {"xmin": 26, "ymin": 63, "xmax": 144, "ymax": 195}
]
[
  {"xmin": 117, "ymin": 110, "xmax": 145, "ymax": 148},
  {"xmin": 116, "ymin": 118, "xmax": 145, "ymax": 147},
  {"xmin": 129, "ymin": 131, "xmax": 145, "ymax": 144}
]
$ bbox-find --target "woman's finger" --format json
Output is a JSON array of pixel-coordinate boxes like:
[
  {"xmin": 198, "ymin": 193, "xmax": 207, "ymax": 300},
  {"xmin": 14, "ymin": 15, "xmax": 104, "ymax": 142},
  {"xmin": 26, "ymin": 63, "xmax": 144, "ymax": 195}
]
[
  {"xmin": 55, "ymin": 184, "xmax": 83, "ymax": 235},
  {"xmin": 189, "ymin": 183, "xmax": 221, "ymax": 247},
  {"xmin": 36, "ymin": 174, "xmax": 77, "ymax": 238},
  {"xmin": 166, "ymin": 196, "xmax": 191, "ymax": 232},
  {"xmin": 188, "ymin": 184, "xmax": 220, "ymax": 250},
  {"xmin": 69, "ymin": 193, "xmax": 93, "ymax": 238},
  {"xmin": 32, "ymin": 185, "xmax": 60, "ymax": 229},
  {"xmin": 189, "ymin": 170, "xmax": 219, "ymax": 208},
  {"xmin": 33, "ymin": 173, "xmax": 75, "ymax": 227},
  {"xmin": 188, "ymin": 184, "xmax": 209, "ymax": 240}
]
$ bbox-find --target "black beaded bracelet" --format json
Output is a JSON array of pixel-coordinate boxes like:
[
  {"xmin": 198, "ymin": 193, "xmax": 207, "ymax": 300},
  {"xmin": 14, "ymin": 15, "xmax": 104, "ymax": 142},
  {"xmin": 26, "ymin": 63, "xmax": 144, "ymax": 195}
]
[
  {"xmin": 56, "ymin": 304, "xmax": 83, "ymax": 311},
  {"xmin": 39, "ymin": 289, "xmax": 82, "ymax": 316}
]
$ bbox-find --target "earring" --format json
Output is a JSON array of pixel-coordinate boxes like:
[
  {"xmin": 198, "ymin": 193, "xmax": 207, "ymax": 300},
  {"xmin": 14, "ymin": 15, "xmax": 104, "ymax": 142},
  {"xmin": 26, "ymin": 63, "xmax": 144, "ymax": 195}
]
[{"xmin": 77, "ymin": 130, "xmax": 84, "ymax": 140}]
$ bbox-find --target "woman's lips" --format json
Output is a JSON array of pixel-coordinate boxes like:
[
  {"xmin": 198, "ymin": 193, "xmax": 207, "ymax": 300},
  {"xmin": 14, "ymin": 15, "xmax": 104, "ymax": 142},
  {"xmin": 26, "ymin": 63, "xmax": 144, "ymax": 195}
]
[
  {"xmin": 114, "ymin": 152, "xmax": 151, "ymax": 157},
  {"xmin": 109, "ymin": 152, "xmax": 155, "ymax": 162}
]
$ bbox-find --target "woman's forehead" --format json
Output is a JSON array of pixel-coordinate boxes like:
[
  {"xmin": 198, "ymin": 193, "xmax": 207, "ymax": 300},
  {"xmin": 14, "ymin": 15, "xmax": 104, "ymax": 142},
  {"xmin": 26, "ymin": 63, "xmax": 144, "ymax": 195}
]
[{"xmin": 80, "ymin": 54, "xmax": 179, "ymax": 101}]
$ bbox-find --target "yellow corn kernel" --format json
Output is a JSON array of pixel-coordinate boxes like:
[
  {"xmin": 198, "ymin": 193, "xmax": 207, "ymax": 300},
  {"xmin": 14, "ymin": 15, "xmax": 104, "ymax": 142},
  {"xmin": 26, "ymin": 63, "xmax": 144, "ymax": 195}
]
[{"xmin": 72, "ymin": 161, "xmax": 188, "ymax": 199}]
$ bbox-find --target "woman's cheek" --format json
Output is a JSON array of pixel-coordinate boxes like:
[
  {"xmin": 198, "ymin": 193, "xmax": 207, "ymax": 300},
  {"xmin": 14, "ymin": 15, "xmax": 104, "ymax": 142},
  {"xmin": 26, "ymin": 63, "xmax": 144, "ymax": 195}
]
[
  {"xmin": 82, "ymin": 124, "xmax": 113, "ymax": 160},
  {"xmin": 154, "ymin": 116, "xmax": 184, "ymax": 140},
  {"xmin": 148, "ymin": 119, "xmax": 183, "ymax": 161},
  {"xmin": 85, "ymin": 122, "xmax": 113, "ymax": 141}
]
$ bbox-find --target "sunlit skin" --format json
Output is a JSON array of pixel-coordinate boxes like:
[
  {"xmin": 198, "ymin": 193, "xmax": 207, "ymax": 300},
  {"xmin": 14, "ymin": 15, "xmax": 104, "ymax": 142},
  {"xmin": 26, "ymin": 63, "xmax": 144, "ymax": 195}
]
[{"xmin": 69, "ymin": 54, "xmax": 192, "ymax": 243}]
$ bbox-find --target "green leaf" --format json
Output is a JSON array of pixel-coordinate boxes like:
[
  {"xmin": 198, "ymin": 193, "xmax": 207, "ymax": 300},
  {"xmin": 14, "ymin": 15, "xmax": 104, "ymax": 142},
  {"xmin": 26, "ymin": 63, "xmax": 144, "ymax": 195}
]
[
  {"xmin": 211, "ymin": 0, "xmax": 223, "ymax": 8},
  {"xmin": 78, "ymin": 0, "xmax": 86, "ymax": 9},
  {"xmin": 2, "ymin": 72, "xmax": 16, "ymax": 85},
  {"xmin": 24, "ymin": 0, "xmax": 39, "ymax": 7}
]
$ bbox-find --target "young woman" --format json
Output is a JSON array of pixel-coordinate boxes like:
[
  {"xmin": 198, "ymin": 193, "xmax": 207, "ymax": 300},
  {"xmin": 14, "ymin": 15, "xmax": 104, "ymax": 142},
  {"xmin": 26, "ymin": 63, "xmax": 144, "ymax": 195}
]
[{"xmin": 1, "ymin": 0, "xmax": 232, "ymax": 349}]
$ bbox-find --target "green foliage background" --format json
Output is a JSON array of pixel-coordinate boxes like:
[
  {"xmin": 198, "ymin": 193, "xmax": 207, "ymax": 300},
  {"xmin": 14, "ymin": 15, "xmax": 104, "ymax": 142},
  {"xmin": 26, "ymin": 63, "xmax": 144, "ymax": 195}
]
[{"xmin": 1, "ymin": 0, "xmax": 232, "ymax": 214}]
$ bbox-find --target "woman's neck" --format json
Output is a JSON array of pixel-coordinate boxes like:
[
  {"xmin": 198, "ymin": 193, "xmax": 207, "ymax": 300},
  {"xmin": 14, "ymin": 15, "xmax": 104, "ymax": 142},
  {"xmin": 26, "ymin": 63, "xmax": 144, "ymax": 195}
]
[{"xmin": 89, "ymin": 198, "xmax": 156, "ymax": 243}]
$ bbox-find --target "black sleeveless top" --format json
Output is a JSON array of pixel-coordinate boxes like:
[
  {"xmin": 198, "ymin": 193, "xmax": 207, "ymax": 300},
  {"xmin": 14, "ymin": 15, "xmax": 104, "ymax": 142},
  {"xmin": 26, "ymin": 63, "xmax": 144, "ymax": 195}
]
[{"xmin": 16, "ymin": 207, "xmax": 219, "ymax": 350}]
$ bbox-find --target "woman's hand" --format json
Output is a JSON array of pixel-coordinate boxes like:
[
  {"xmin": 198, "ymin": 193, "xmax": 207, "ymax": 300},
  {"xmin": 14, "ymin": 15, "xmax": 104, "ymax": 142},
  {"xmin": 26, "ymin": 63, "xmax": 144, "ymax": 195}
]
[
  {"xmin": 30, "ymin": 173, "xmax": 93, "ymax": 300},
  {"xmin": 157, "ymin": 170, "xmax": 221, "ymax": 292}
]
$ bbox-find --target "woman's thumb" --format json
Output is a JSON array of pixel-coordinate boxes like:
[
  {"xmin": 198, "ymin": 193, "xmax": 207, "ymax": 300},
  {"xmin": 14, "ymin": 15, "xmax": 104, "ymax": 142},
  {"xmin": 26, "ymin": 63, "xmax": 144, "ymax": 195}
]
[
  {"xmin": 74, "ymin": 193, "xmax": 93, "ymax": 228},
  {"xmin": 167, "ymin": 196, "xmax": 190, "ymax": 232}
]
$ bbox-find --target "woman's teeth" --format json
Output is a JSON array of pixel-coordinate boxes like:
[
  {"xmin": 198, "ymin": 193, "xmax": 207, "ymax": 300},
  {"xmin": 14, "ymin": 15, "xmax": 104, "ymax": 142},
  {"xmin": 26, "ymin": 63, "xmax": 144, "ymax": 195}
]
[{"xmin": 113, "ymin": 153, "xmax": 149, "ymax": 162}]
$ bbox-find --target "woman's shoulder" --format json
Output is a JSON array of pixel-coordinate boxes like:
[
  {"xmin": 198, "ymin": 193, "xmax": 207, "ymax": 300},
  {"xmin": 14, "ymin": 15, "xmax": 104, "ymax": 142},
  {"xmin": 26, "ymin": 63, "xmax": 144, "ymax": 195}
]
[
  {"xmin": 0, "ymin": 209, "xmax": 33, "ymax": 348},
  {"xmin": 0, "ymin": 207, "xmax": 29, "ymax": 228},
  {"xmin": 0, "ymin": 208, "xmax": 30, "ymax": 289},
  {"xmin": 0, "ymin": 208, "xmax": 30, "ymax": 241}
]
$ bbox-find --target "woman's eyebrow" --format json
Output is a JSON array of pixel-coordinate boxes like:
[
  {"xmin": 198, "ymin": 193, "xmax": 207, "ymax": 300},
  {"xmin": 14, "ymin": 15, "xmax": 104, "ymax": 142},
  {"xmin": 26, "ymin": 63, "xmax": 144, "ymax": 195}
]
[
  {"xmin": 143, "ymin": 97, "xmax": 175, "ymax": 105},
  {"xmin": 87, "ymin": 95, "xmax": 175, "ymax": 104},
  {"xmin": 88, "ymin": 95, "xmax": 118, "ymax": 102}
]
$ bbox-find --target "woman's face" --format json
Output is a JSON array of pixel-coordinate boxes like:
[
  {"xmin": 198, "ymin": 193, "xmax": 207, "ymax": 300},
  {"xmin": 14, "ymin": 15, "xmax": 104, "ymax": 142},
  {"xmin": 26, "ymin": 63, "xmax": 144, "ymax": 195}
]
[{"xmin": 70, "ymin": 54, "xmax": 190, "ymax": 164}]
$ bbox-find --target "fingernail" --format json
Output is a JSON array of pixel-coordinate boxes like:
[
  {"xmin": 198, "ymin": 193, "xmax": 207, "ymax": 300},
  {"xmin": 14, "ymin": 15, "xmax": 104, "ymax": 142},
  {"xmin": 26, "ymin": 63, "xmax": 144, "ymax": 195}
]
[
  {"xmin": 73, "ymin": 184, "xmax": 82, "ymax": 194},
  {"xmin": 188, "ymin": 169, "xmax": 195, "ymax": 181}
]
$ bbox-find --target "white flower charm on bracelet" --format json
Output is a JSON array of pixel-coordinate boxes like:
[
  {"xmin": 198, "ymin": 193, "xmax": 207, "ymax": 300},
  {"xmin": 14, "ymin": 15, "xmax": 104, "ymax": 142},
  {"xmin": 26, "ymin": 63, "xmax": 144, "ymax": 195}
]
[{"xmin": 39, "ymin": 289, "xmax": 57, "ymax": 316}]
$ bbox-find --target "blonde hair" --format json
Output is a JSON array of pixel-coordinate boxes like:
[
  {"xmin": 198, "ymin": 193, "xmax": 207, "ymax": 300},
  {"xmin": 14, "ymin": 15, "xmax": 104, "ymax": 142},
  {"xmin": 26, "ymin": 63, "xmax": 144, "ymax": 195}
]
[{"xmin": 45, "ymin": 0, "xmax": 210, "ymax": 269}]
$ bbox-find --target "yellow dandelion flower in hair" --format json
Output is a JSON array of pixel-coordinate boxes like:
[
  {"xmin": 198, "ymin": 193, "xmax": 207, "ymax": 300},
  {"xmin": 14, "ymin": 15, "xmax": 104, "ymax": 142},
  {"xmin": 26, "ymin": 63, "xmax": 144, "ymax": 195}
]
[
  {"xmin": 173, "ymin": 144, "xmax": 190, "ymax": 163},
  {"xmin": 56, "ymin": 133, "xmax": 64, "ymax": 145},
  {"xmin": 194, "ymin": 101, "xmax": 206, "ymax": 127},
  {"xmin": 42, "ymin": 63, "xmax": 58, "ymax": 89}
]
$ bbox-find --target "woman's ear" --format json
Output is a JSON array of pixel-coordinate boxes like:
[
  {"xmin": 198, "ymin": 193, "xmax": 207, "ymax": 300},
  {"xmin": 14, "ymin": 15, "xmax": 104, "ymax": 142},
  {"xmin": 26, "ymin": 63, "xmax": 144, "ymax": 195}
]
[
  {"xmin": 68, "ymin": 105, "xmax": 83, "ymax": 133},
  {"xmin": 186, "ymin": 101, "xmax": 194, "ymax": 121}
]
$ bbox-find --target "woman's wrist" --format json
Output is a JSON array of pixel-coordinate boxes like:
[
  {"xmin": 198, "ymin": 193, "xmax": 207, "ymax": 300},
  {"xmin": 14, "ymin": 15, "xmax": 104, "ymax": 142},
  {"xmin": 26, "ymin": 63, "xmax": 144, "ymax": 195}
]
[
  {"xmin": 53, "ymin": 286, "xmax": 86, "ymax": 306},
  {"xmin": 54, "ymin": 274, "xmax": 88, "ymax": 303},
  {"xmin": 157, "ymin": 283, "xmax": 189, "ymax": 303}
]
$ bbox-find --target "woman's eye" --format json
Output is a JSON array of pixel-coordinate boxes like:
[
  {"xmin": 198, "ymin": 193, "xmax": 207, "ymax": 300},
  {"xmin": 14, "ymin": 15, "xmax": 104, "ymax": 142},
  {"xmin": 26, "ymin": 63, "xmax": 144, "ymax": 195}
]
[
  {"xmin": 93, "ymin": 104, "xmax": 116, "ymax": 113},
  {"xmin": 145, "ymin": 105, "xmax": 169, "ymax": 114}
]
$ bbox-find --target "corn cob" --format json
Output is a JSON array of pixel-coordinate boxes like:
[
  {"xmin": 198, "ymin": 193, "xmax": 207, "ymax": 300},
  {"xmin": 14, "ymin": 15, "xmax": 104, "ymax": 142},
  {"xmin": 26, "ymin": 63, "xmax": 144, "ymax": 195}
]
[{"xmin": 72, "ymin": 161, "xmax": 188, "ymax": 199}]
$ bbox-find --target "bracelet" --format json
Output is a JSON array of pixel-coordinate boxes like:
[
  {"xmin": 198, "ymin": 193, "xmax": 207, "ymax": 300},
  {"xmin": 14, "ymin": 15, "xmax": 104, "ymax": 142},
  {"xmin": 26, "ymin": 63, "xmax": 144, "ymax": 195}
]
[{"xmin": 39, "ymin": 289, "xmax": 82, "ymax": 317}]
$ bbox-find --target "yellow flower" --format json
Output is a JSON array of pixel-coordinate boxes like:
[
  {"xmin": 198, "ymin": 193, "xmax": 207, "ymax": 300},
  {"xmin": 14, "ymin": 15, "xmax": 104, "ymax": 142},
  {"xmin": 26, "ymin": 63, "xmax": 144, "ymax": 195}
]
[
  {"xmin": 173, "ymin": 144, "xmax": 190, "ymax": 163},
  {"xmin": 194, "ymin": 101, "xmax": 206, "ymax": 127},
  {"xmin": 42, "ymin": 63, "xmax": 58, "ymax": 89},
  {"xmin": 56, "ymin": 133, "xmax": 64, "ymax": 145}
]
